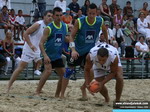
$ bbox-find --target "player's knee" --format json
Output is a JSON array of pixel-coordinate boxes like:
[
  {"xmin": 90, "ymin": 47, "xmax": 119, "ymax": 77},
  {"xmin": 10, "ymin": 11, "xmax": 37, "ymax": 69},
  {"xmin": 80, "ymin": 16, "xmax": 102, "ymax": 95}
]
[
  {"xmin": 63, "ymin": 68, "xmax": 75, "ymax": 79},
  {"xmin": 45, "ymin": 69, "xmax": 51, "ymax": 75},
  {"xmin": 116, "ymin": 73, "xmax": 123, "ymax": 83}
]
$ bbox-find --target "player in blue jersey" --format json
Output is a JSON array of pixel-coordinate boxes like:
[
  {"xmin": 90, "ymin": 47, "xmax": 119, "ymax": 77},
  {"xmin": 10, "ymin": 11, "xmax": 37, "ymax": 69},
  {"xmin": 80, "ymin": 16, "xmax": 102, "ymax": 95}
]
[
  {"xmin": 60, "ymin": 3, "xmax": 108, "ymax": 99},
  {"xmin": 35, "ymin": 7, "xmax": 69, "ymax": 97}
]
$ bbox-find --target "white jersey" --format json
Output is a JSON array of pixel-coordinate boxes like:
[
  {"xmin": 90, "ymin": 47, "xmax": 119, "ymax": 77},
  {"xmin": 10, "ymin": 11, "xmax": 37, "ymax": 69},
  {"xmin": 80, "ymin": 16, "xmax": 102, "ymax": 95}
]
[
  {"xmin": 90, "ymin": 43, "xmax": 121, "ymax": 71},
  {"xmin": 23, "ymin": 20, "xmax": 46, "ymax": 54}
]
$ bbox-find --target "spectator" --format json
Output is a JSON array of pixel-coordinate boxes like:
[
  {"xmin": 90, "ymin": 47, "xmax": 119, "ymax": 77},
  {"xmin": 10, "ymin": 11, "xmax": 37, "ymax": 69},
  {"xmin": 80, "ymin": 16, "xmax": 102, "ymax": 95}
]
[
  {"xmin": 135, "ymin": 35, "xmax": 149, "ymax": 57},
  {"xmin": 0, "ymin": 0, "xmax": 11, "ymax": 11},
  {"xmin": 62, "ymin": 8, "xmax": 73, "ymax": 25},
  {"xmin": 15, "ymin": 10, "xmax": 27, "ymax": 40},
  {"xmin": 9, "ymin": 9, "xmax": 18, "ymax": 40},
  {"xmin": 0, "ymin": 6, "xmax": 14, "ymax": 34},
  {"xmin": 34, "ymin": 0, "xmax": 46, "ymax": 21},
  {"xmin": 95, "ymin": 33, "xmax": 107, "ymax": 45},
  {"xmin": 122, "ymin": 15, "xmax": 135, "ymax": 42},
  {"xmin": 81, "ymin": 0, "xmax": 90, "ymax": 16},
  {"xmin": 113, "ymin": 24, "xmax": 125, "ymax": 57},
  {"xmin": 0, "ymin": 54, "xmax": 6, "ymax": 69},
  {"xmin": 54, "ymin": 0, "xmax": 67, "ymax": 13},
  {"xmin": 2, "ymin": 31, "xmax": 21, "ymax": 75},
  {"xmin": 99, "ymin": 21, "xmax": 118, "ymax": 48},
  {"xmin": 113, "ymin": 8, "xmax": 123, "ymax": 26},
  {"xmin": 68, "ymin": 0, "xmax": 80, "ymax": 16},
  {"xmin": 127, "ymin": 15, "xmax": 139, "ymax": 40},
  {"xmin": 140, "ymin": 2, "xmax": 149, "ymax": 16},
  {"xmin": 37, "ymin": 0, "xmax": 46, "ymax": 17},
  {"xmin": 0, "ymin": 40, "xmax": 6, "ymax": 69},
  {"xmin": 137, "ymin": 12, "xmax": 150, "ymax": 41},
  {"xmin": 72, "ymin": 8, "xmax": 84, "ymax": 25},
  {"xmin": 123, "ymin": 1, "xmax": 133, "ymax": 16},
  {"xmin": 146, "ymin": 10, "xmax": 150, "ymax": 25},
  {"xmin": 100, "ymin": 0, "xmax": 112, "ymax": 21},
  {"xmin": 97, "ymin": 8, "xmax": 102, "ymax": 17},
  {"xmin": 109, "ymin": 0, "xmax": 120, "ymax": 17}
]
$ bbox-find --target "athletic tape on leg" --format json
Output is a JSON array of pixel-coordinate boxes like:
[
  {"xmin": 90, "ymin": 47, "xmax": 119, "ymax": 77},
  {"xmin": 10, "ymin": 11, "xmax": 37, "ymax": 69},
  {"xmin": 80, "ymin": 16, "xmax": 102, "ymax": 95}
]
[{"xmin": 64, "ymin": 68, "xmax": 75, "ymax": 79}]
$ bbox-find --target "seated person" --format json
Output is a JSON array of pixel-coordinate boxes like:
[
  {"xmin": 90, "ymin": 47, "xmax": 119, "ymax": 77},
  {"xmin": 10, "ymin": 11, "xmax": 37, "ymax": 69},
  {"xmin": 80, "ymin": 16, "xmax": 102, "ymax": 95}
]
[
  {"xmin": 2, "ymin": 31, "xmax": 21, "ymax": 75},
  {"xmin": 15, "ymin": 10, "xmax": 27, "ymax": 40},
  {"xmin": 137, "ymin": 12, "xmax": 150, "ymax": 42},
  {"xmin": 135, "ymin": 35, "xmax": 149, "ymax": 57},
  {"xmin": 0, "ymin": 40, "xmax": 6, "ymax": 69},
  {"xmin": 113, "ymin": 24, "xmax": 125, "ymax": 57},
  {"xmin": 0, "ymin": 6, "xmax": 14, "ymax": 34},
  {"xmin": 139, "ymin": 2, "xmax": 149, "ymax": 16},
  {"xmin": 122, "ymin": 15, "xmax": 136, "ymax": 41},
  {"xmin": 0, "ymin": 54, "xmax": 6, "ymax": 68}
]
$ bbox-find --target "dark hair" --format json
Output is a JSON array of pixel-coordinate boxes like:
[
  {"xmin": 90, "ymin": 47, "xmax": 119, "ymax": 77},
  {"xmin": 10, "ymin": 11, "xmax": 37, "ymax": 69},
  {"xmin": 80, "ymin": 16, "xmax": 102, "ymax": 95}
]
[
  {"xmin": 2, "ymin": 6, "xmax": 7, "ymax": 10},
  {"xmin": 84, "ymin": 0, "xmax": 90, "ymax": 6},
  {"xmin": 126, "ymin": 1, "xmax": 131, "ymax": 4},
  {"xmin": 139, "ymin": 12, "xmax": 145, "ymax": 17},
  {"xmin": 10, "ymin": 9, "xmax": 15, "ymax": 12},
  {"xmin": 139, "ymin": 35, "xmax": 145, "ymax": 40},
  {"xmin": 53, "ymin": 7, "xmax": 62, "ymax": 15},
  {"xmin": 43, "ymin": 10, "xmax": 52, "ymax": 16},
  {"xmin": 18, "ymin": 10, "xmax": 22, "ymax": 13},
  {"xmin": 88, "ymin": 3, "xmax": 97, "ymax": 10},
  {"xmin": 97, "ymin": 48, "xmax": 109, "ymax": 57},
  {"xmin": 143, "ymin": 2, "xmax": 148, "ymax": 6}
]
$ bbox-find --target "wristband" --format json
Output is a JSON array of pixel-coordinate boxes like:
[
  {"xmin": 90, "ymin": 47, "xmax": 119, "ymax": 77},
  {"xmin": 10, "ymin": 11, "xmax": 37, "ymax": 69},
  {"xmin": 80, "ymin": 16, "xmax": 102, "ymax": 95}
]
[{"xmin": 69, "ymin": 42, "xmax": 75, "ymax": 48}]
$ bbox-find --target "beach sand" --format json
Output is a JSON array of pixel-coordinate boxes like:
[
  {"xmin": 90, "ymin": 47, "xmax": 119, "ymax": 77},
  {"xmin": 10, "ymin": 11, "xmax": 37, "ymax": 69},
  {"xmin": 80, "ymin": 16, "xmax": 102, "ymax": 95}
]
[{"xmin": 0, "ymin": 79, "xmax": 150, "ymax": 112}]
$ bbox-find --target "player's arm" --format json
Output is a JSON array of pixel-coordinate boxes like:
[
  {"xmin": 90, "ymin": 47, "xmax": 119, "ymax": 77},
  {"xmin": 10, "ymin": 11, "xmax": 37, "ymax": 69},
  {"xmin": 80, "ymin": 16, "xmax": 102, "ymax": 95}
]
[
  {"xmin": 102, "ymin": 24, "xmax": 108, "ymax": 43},
  {"xmin": 69, "ymin": 19, "xmax": 79, "ymax": 59},
  {"xmin": 39, "ymin": 28, "xmax": 50, "ymax": 63},
  {"xmin": 84, "ymin": 54, "xmax": 93, "ymax": 87},
  {"xmin": 65, "ymin": 35, "xmax": 70, "ymax": 43},
  {"xmin": 23, "ymin": 23, "xmax": 40, "ymax": 51},
  {"xmin": 101, "ymin": 56, "xmax": 118, "ymax": 85}
]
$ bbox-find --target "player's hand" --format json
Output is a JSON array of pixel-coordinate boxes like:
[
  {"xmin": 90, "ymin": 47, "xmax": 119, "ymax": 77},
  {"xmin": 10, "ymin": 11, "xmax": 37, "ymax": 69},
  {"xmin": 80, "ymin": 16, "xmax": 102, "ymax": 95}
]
[
  {"xmin": 86, "ymin": 84, "xmax": 95, "ymax": 96},
  {"xmin": 44, "ymin": 55, "xmax": 51, "ymax": 64},
  {"xmin": 71, "ymin": 50, "xmax": 79, "ymax": 60},
  {"xmin": 30, "ymin": 45, "xmax": 37, "ymax": 52}
]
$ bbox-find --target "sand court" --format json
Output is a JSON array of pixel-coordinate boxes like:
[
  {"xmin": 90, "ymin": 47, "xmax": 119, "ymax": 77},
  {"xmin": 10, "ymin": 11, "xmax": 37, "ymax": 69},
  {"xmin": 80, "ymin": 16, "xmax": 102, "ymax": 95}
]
[{"xmin": 0, "ymin": 79, "xmax": 150, "ymax": 112}]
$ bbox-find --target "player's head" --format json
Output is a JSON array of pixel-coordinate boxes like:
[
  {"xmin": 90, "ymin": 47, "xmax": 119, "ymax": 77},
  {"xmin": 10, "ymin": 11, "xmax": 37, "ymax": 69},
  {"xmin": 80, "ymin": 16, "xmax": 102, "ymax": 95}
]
[
  {"xmin": 97, "ymin": 47, "xmax": 109, "ymax": 65},
  {"xmin": 87, "ymin": 3, "xmax": 97, "ymax": 19},
  {"xmin": 52, "ymin": 7, "xmax": 63, "ymax": 22},
  {"xmin": 43, "ymin": 10, "xmax": 53, "ymax": 24}
]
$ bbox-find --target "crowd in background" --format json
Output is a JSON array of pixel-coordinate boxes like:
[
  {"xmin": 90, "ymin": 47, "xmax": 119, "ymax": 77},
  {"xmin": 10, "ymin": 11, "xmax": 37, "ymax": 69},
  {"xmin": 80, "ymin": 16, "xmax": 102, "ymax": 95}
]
[{"xmin": 0, "ymin": 0, "xmax": 150, "ymax": 76}]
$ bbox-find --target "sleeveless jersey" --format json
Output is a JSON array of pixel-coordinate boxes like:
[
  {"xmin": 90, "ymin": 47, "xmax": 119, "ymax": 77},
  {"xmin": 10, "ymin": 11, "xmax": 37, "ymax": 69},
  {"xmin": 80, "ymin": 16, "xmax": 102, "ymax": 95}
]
[
  {"xmin": 23, "ymin": 20, "xmax": 46, "ymax": 53},
  {"xmin": 45, "ymin": 21, "xmax": 68, "ymax": 61},
  {"xmin": 9, "ymin": 15, "xmax": 16, "ymax": 24},
  {"xmin": 89, "ymin": 43, "xmax": 121, "ymax": 71},
  {"xmin": 75, "ymin": 16, "xmax": 103, "ymax": 56}
]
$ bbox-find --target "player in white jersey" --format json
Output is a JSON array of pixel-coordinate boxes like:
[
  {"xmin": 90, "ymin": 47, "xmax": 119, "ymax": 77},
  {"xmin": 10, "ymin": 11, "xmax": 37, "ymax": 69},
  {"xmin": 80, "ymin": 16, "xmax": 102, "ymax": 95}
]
[
  {"xmin": 84, "ymin": 43, "xmax": 123, "ymax": 103},
  {"xmin": 6, "ymin": 10, "xmax": 53, "ymax": 93}
]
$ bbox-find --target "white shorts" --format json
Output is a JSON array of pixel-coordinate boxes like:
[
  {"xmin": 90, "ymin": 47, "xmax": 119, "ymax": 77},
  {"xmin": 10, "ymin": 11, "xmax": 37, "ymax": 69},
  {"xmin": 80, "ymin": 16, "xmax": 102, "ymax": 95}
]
[
  {"xmin": 93, "ymin": 69, "xmax": 107, "ymax": 78},
  {"xmin": 21, "ymin": 50, "xmax": 41, "ymax": 63},
  {"xmin": 93, "ymin": 63, "xmax": 122, "ymax": 78}
]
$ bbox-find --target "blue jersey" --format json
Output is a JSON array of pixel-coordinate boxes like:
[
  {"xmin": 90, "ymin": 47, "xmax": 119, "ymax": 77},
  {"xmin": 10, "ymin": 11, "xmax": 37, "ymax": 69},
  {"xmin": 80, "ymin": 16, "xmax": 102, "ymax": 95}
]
[
  {"xmin": 45, "ymin": 21, "xmax": 68, "ymax": 61},
  {"xmin": 75, "ymin": 16, "xmax": 103, "ymax": 56}
]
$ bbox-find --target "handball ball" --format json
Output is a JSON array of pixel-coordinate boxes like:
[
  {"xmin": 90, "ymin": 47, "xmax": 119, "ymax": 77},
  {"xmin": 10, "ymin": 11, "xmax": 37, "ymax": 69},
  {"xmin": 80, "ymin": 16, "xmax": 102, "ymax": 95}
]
[{"xmin": 89, "ymin": 80, "xmax": 100, "ymax": 93}]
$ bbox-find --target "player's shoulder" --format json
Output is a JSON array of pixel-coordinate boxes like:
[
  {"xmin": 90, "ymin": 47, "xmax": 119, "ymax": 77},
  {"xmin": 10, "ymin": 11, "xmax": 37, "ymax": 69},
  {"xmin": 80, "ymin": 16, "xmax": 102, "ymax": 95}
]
[{"xmin": 96, "ymin": 16, "xmax": 103, "ymax": 22}]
